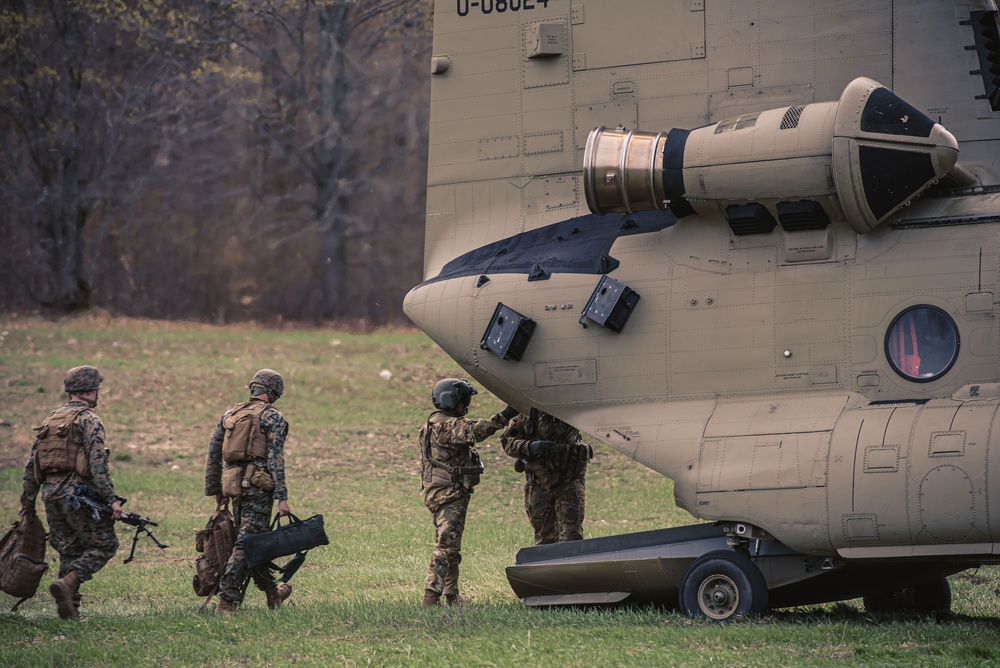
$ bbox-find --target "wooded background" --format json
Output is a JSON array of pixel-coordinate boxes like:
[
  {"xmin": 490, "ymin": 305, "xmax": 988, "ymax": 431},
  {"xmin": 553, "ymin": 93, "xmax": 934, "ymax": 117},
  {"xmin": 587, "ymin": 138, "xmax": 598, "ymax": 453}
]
[{"xmin": 0, "ymin": 0, "xmax": 433, "ymax": 325}]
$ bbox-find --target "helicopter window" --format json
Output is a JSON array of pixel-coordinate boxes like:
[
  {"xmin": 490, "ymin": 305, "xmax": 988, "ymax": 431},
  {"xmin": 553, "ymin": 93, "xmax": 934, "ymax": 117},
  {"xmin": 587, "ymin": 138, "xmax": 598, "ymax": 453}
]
[
  {"xmin": 860, "ymin": 87, "xmax": 934, "ymax": 138},
  {"xmin": 885, "ymin": 306, "xmax": 959, "ymax": 382}
]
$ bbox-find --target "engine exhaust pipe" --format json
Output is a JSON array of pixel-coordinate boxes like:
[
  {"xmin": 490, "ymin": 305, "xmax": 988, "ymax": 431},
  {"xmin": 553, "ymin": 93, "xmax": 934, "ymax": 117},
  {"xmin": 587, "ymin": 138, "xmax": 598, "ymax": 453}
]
[{"xmin": 583, "ymin": 127, "xmax": 669, "ymax": 215}]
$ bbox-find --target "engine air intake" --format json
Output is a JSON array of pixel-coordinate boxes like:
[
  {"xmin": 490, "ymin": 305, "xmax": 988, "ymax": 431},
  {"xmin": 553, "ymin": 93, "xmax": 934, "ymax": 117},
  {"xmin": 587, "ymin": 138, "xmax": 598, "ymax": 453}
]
[{"xmin": 582, "ymin": 78, "xmax": 959, "ymax": 234}]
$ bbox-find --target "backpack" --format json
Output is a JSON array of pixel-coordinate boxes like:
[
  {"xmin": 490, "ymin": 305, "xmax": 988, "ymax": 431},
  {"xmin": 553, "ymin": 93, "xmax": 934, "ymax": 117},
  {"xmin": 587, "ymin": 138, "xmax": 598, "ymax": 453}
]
[
  {"xmin": 0, "ymin": 513, "xmax": 49, "ymax": 611},
  {"xmin": 33, "ymin": 405, "xmax": 91, "ymax": 481},
  {"xmin": 192, "ymin": 501, "xmax": 237, "ymax": 606},
  {"xmin": 222, "ymin": 401, "xmax": 268, "ymax": 464}
]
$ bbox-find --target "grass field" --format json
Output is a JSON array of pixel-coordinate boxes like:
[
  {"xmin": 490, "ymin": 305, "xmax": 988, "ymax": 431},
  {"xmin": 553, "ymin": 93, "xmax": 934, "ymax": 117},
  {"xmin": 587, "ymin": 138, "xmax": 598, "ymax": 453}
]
[{"xmin": 1, "ymin": 314, "xmax": 999, "ymax": 667}]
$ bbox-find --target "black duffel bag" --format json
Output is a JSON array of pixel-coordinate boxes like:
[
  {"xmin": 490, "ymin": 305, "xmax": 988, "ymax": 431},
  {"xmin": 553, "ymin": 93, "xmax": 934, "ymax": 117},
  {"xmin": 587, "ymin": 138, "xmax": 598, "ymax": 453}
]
[{"xmin": 243, "ymin": 513, "xmax": 329, "ymax": 570}]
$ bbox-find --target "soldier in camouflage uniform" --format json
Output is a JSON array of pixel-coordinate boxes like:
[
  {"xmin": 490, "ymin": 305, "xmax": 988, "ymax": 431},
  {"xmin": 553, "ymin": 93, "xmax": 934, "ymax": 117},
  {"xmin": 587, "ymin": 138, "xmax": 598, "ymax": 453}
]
[
  {"xmin": 501, "ymin": 409, "xmax": 593, "ymax": 544},
  {"xmin": 20, "ymin": 365, "xmax": 121, "ymax": 619},
  {"xmin": 204, "ymin": 369, "xmax": 293, "ymax": 613},
  {"xmin": 420, "ymin": 378, "xmax": 517, "ymax": 607}
]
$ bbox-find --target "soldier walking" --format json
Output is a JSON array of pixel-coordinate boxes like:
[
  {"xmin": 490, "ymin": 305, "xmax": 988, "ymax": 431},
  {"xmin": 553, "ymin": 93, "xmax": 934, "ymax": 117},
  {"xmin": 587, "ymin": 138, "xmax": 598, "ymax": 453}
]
[
  {"xmin": 20, "ymin": 365, "xmax": 121, "ymax": 619},
  {"xmin": 205, "ymin": 369, "xmax": 293, "ymax": 613},
  {"xmin": 501, "ymin": 409, "xmax": 593, "ymax": 544},
  {"xmin": 419, "ymin": 379, "xmax": 516, "ymax": 607}
]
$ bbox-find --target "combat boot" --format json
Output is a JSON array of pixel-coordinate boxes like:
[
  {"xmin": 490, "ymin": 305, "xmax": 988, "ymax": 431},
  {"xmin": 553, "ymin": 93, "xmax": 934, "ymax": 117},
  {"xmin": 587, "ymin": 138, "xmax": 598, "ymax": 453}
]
[
  {"xmin": 266, "ymin": 582, "xmax": 292, "ymax": 609},
  {"xmin": 49, "ymin": 571, "xmax": 80, "ymax": 619},
  {"xmin": 215, "ymin": 597, "xmax": 239, "ymax": 614},
  {"xmin": 422, "ymin": 590, "xmax": 441, "ymax": 608},
  {"xmin": 445, "ymin": 594, "xmax": 467, "ymax": 607}
]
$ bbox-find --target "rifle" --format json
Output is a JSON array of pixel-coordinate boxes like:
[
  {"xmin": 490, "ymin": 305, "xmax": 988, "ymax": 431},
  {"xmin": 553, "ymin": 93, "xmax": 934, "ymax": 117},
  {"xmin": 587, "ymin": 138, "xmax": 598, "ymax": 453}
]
[{"xmin": 68, "ymin": 486, "xmax": 169, "ymax": 564}]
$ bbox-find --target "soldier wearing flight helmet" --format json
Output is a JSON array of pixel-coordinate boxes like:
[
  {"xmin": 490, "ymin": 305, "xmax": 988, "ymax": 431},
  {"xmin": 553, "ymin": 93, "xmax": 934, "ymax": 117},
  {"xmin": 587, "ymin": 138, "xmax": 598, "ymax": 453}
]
[{"xmin": 419, "ymin": 378, "xmax": 517, "ymax": 607}]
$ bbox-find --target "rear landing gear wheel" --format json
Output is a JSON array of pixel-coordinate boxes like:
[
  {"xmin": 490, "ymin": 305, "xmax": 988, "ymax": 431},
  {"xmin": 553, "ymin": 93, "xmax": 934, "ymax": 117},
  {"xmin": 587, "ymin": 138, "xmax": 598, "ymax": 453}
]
[
  {"xmin": 863, "ymin": 577, "xmax": 952, "ymax": 615},
  {"xmin": 679, "ymin": 550, "xmax": 768, "ymax": 622}
]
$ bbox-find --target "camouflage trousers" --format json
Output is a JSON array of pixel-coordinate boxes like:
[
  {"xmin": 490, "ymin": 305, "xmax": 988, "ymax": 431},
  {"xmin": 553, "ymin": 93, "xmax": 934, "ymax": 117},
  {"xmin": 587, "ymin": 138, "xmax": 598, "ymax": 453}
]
[
  {"xmin": 423, "ymin": 491, "xmax": 470, "ymax": 596},
  {"xmin": 219, "ymin": 486, "xmax": 275, "ymax": 604},
  {"xmin": 43, "ymin": 493, "xmax": 119, "ymax": 582},
  {"xmin": 524, "ymin": 477, "xmax": 586, "ymax": 545}
]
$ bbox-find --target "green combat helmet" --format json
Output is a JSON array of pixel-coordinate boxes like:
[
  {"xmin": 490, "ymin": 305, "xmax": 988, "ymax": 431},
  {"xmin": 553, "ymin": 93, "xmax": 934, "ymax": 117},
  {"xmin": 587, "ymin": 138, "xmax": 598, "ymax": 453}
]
[
  {"xmin": 63, "ymin": 365, "xmax": 103, "ymax": 395},
  {"xmin": 249, "ymin": 369, "xmax": 284, "ymax": 399}
]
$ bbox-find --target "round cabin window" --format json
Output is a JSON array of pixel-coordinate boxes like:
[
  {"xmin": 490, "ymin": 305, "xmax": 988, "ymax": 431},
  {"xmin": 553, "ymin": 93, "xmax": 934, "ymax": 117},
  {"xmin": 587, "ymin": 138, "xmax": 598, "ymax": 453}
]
[{"xmin": 885, "ymin": 306, "xmax": 959, "ymax": 382}]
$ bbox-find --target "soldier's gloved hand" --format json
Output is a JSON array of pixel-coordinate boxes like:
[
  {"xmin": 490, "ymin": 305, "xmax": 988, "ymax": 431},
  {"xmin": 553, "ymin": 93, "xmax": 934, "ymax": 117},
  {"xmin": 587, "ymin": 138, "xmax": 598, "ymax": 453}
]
[
  {"xmin": 499, "ymin": 405, "xmax": 519, "ymax": 422},
  {"xmin": 528, "ymin": 440, "xmax": 557, "ymax": 457},
  {"xmin": 19, "ymin": 504, "xmax": 35, "ymax": 517}
]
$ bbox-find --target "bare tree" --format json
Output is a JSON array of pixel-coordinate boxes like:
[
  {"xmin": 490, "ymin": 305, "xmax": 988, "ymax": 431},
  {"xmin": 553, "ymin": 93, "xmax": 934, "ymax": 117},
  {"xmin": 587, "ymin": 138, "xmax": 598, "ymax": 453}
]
[
  {"xmin": 0, "ymin": 0, "xmax": 432, "ymax": 324},
  {"xmin": 209, "ymin": 0, "xmax": 432, "ymax": 322},
  {"xmin": 0, "ymin": 1, "xmax": 236, "ymax": 312}
]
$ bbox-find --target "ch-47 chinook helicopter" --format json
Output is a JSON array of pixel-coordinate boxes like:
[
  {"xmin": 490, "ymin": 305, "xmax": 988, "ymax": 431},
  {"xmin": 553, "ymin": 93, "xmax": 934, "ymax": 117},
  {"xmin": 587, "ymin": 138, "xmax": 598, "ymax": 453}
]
[{"xmin": 403, "ymin": 0, "xmax": 1000, "ymax": 620}]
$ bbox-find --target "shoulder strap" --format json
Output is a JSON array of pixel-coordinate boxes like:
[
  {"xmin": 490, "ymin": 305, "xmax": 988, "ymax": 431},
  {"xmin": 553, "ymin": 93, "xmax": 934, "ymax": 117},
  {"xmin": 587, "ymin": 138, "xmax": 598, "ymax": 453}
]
[
  {"xmin": 37, "ymin": 404, "xmax": 88, "ymax": 429},
  {"xmin": 422, "ymin": 411, "xmax": 455, "ymax": 473},
  {"xmin": 529, "ymin": 407, "xmax": 540, "ymax": 439}
]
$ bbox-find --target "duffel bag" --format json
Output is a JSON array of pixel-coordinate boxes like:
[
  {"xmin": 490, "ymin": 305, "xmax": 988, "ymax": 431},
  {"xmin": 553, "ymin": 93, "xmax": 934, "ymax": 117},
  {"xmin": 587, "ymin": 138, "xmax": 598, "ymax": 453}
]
[{"xmin": 243, "ymin": 513, "xmax": 328, "ymax": 569}]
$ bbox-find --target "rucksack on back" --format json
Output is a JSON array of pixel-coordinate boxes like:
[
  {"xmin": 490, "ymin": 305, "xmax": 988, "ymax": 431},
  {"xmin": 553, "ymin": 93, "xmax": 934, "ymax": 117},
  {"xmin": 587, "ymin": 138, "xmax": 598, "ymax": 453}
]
[
  {"xmin": 192, "ymin": 502, "xmax": 237, "ymax": 600},
  {"xmin": 33, "ymin": 405, "xmax": 91, "ymax": 481},
  {"xmin": 221, "ymin": 401, "xmax": 268, "ymax": 464},
  {"xmin": 0, "ymin": 513, "xmax": 49, "ymax": 610}
]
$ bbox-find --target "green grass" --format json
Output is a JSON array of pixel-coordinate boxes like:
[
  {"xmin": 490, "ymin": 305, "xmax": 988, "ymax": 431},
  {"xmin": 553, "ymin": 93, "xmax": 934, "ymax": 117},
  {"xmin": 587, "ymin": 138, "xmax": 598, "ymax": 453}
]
[{"xmin": 1, "ymin": 314, "xmax": 999, "ymax": 667}]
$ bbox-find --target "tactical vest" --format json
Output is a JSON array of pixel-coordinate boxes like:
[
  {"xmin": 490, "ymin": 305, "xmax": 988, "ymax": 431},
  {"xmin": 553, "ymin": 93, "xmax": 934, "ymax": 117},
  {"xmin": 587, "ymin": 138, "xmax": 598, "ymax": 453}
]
[
  {"xmin": 222, "ymin": 401, "xmax": 269, "ymax": 464},
  {"xmin": 523, "ymin": 408, "xmax": 590, "ymax": 483},
  {"xmin": 32, "ymin": 406, "xmax": 92, "ymax": 481},
  {"xmin": 421, "ymin": 412, "xmax": 483, "ymax": 490}
]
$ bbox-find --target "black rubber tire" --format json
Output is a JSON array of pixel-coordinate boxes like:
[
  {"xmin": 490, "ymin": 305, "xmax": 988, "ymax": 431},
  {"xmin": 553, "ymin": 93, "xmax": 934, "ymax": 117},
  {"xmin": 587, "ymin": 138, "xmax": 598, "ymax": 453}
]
[
  {"xmin": 863, "ymin": 576, "xmax": 952, "ymax": 615},
  {"xmin": 679, "ymin": 550, "xmax": 769, "ymax": 622}
]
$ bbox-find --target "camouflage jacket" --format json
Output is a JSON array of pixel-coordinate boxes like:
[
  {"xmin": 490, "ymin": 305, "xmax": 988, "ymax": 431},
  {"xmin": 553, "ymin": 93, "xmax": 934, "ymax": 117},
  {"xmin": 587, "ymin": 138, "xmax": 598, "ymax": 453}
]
[
  {"xmin": 21, "ymin": 400, "xmax": 116, "ymax": 507},
  {"xmin": 419, "ymin": 409, "xmax": 508, "ymax": 498},
  {"xmin": 501, "ymin": 410, "xmax": 591, "ymax": 487},
  {"xmin": 205, "ymin": 397, "xmax": 289, "ymax": 501}
]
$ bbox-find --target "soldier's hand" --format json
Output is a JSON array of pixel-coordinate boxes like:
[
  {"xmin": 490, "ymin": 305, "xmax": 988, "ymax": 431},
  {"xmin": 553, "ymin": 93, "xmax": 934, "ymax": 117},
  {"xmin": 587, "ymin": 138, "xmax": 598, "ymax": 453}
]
[
  {"xmin": 19, "ymin": 504, "xmax": 35, "ymax": 517},
  {"xmin": 110, "ymin": 500, "xmax": 123, "ymax": 521},
  {"xmin": 528, "ymin": 440, "xmax": 556, "ymax": 457},
  {"xmin": 278, "ymin": 500, "xmax": 291, "ymax": 517},
  {"xmin": 499, "ymin": 404, "xmax": 519, "ymax": 421},
  {"xmin": 215, "ymin": 493, "xmax": 225, "ymax": 506}
]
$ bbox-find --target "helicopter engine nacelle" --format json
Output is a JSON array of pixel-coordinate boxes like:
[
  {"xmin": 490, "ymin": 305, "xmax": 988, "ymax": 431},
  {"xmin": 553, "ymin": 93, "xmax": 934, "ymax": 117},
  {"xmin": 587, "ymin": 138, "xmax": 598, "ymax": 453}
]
[{"xmin": 583, "ymin": 77, "xmax": 959, "ymax": 234}]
